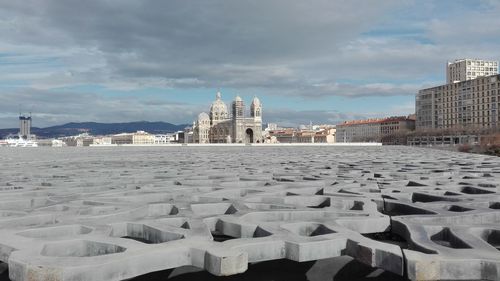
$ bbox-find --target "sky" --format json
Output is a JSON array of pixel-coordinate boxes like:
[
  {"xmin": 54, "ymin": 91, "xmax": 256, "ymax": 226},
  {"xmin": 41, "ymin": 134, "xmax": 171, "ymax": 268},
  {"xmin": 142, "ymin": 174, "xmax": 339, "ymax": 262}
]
[{"xmin": 1, "ymin": 0, "xmax": 500, "ymax": 128}]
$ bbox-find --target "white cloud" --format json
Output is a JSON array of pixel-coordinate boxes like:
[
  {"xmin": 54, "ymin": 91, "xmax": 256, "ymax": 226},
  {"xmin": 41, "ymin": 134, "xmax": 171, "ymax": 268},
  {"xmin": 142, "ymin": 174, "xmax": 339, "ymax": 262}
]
[
  {"xmin": 0, "ymin": 89, "xmax": 203, "ymax": 128},
  {"xmin": 0, "ymin": 0, "xmax": 499, "ymax": 127}
]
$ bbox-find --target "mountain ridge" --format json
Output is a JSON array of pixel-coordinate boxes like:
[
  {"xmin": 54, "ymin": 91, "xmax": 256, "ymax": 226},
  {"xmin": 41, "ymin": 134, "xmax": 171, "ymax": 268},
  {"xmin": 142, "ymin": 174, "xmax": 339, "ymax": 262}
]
[{"xmin": 0, "ymin": 121, "xmax": 189, "ymax": 139}]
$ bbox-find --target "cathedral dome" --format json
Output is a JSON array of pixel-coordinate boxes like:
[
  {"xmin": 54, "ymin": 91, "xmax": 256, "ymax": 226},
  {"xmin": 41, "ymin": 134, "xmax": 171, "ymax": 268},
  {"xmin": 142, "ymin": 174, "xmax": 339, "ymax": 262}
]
[
  {"xmin": 210, "ymin": 92, "xmax": 228, "ymax": 120},
  {"xmin": 234, "ymin": 95, "xmax": 243, "ymax": 102},
  {"xmin": 198, "ymin": 112, "xmax": 210, "ymax": 121}
]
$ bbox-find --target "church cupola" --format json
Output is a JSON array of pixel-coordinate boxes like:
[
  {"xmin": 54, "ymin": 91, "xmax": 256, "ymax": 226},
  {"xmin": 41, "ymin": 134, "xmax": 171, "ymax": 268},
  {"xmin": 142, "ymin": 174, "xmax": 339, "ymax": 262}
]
[{"xmin": 209, "ymin": 91, "xmax": 229, "ymax": 123}]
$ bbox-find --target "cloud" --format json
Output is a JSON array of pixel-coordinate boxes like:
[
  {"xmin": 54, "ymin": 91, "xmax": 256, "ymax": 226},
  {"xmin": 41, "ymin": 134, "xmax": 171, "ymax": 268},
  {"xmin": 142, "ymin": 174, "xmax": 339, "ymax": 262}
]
[
  {"xmin": 0, "ymin": 0, "xmax": 499, "ymax": 127},
  {"xmin": 264, "ymin": 107, "xmax": 412, "ymax": 128},
  {"xmin": 425, "ymin": 2, "xmax": 500, "ymax": 45},
  {"xmin": 0, "ymin": 89, "xmax": 202, "ymax": 128},
  {"xmin": 283, "ymin": 82, "xmax": 424, "ymax": 98},
  {"xmin": 0, "ymin": 0, "xmax": 402, "ymax": 91}
]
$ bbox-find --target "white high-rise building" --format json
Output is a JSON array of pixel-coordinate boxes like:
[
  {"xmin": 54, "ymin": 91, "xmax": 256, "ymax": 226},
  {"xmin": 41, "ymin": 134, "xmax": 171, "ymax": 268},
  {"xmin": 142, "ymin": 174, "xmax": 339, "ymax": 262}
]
[
  {"xmin": 446, "ymin": 59, "xmax": 498, "ymax": 84},
  {"xmin": 19, "ymin": 114, "xmax": 32, "ymax": 139}
]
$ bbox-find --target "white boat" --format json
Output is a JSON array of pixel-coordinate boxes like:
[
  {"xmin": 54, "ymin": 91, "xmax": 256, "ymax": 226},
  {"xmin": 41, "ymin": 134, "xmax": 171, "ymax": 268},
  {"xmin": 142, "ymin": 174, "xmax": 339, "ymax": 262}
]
[{"xmin": 5, "ymin": 135, "xmax": 38, "ymax": 147}]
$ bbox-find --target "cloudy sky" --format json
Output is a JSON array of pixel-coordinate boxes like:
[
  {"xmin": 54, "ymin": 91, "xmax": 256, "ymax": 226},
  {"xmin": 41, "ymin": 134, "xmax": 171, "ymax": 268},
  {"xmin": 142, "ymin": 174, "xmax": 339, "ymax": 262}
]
[{"xmin": 1, "ymin": 0, "xmax": 500, "ymax": 128}]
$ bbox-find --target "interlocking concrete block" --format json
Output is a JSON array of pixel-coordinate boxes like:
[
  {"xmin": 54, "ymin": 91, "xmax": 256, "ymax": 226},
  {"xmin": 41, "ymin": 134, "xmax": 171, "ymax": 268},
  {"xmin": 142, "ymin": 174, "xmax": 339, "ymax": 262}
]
[{"xmin": 0, "ymin": 146, "xmax": 499, "ymax": 280}]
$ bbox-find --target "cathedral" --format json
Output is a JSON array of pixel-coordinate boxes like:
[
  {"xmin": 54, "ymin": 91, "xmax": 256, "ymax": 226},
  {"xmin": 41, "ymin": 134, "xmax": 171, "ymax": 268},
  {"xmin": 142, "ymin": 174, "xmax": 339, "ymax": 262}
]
[{"xmin": 193, "ymin": 92, "xmax": 263, "ymax": 143}]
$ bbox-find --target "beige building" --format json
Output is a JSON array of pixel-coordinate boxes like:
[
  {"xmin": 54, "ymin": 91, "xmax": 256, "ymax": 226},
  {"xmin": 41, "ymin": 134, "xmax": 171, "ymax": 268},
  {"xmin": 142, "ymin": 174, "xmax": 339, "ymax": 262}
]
[
  {"xmin": 193, "ymin": 92, "xmax": 263, "ymax": 143},
  {"xmin": 447, "ymin": 59, "xmax": 498, "ymax": 84},
  {"xmin": 416, "ymin": 74, "xmax": 500, "ymax": 130},
  {"xmin": 380, "ymin": 116, "xmax": 415, "ymax": 136},
  {"xmin": 296, "ymin": 128, "xmax": 336, "ymax": 143},
  {"xmin": 93, "ymin": 136, "xmax": 112, "ymax": 145},
  {"xmin": 336, "ymin": 116, "xmax": 415, "ymax": 143},
  {"xmin": 336, "ymin": 119, "xmax": 382, "ymax": 143},
  {"xmin": 132, "ymin": 131, "xmax": 155, "ymax": 145},
  {"xmin": 77, "ymin": 137, "xmax": 94, "ymax": 147},
  {"xmin": 266, "ymin": 129, "xmax": 295, "ymax": 143},
  {"xmin": 110, "ymin": 131, "xmax": 155, "ymax": 145},
  {"xmin": 296, "ymin": 131, "xmax": 315, "ymax": 143},
  {"xmin": 111, "ymin": 133, "xmax": 133, "ymax": 145},
  {"xmin": 266, "ymin": 127, "xmax": 336, "ymax": 144},
  {"xmin": 314, "ymin": 128, "xmax": 336, "ymax": 143}
]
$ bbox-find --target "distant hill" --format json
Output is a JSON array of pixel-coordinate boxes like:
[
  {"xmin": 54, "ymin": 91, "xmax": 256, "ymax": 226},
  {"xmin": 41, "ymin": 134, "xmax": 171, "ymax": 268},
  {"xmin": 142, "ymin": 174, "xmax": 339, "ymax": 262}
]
[{"xmin": 0, "ymin": 121, "xmax": 189, "ymax": 139}]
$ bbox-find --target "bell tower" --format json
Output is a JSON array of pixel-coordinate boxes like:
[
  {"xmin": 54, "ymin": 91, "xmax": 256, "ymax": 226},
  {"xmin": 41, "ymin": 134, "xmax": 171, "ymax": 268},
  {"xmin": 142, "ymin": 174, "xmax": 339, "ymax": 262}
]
[
  {"xmin": 250, "ymin": 96, "xmax": 262, "ymax": 123},
  {"xmin": 232, "ymin": 96, "xmax": 244, "ymax": 143}
]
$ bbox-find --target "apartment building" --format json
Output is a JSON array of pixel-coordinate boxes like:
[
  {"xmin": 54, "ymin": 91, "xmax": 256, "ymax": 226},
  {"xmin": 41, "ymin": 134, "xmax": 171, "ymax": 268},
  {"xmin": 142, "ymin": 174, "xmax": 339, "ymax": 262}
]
[
  {"xmin": 110, "ymin": 131, "xmax": 155, "ymax": 145},
  {"xmin": 132, "ymin": 131, "xmax": 155, "ymax": 145},
  {"xmin": 267, "ymin": 129, "xmax": 296, "ymax": 143},
  {"xmin": 335, "ymin": 119, "xmax": 382, "ymax": 143},
  {"xmin": 380, "ymin": 116, "xmax": 416, "ymax": 135},
  {"xmin": 336, "ymin": 116, "xmax": 415, "ymax": 143},
  {"xmin": 447, "ymin": 59, "xmax": 498, "ymax": 84},
  {"xmin": 295, "ymin": 128, "xmax": 336, "ymax": 143},
  {"xmin": 416, "ymin": 74, "xmax": 500, "ymax": 130}
]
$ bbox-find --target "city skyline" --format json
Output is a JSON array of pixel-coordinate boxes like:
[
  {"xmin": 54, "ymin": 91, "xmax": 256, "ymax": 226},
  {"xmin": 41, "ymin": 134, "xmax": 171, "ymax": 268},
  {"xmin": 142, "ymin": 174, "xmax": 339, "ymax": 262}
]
[{"xmin": 1, "ymin": 1, "xmax": 500, "ymax": 128}]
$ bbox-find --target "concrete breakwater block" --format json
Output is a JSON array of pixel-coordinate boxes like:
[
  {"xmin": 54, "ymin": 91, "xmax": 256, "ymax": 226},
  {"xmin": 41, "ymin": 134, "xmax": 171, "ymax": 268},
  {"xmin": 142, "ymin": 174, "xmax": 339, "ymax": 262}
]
[{"xmin": 0, "ymin": 146, "xmax": 499, "ymax": 280}]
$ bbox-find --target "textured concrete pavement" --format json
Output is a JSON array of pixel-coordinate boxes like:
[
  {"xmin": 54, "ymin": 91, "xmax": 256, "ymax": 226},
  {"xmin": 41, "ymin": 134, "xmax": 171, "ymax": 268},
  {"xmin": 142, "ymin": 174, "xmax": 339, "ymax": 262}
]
[{"xmin": 0, "ymin": 146, "xmax": 499, "ymax": 280}]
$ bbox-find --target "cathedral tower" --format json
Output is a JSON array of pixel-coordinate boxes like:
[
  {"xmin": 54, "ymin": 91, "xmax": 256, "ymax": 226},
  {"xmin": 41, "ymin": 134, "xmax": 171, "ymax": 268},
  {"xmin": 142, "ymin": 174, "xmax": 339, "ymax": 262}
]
[
  {"xmin": 250, "ymin": 96, "xmax": 262, "ymax": 122},
  {"xmin": 250, "ymin": 97, "xmax": 263, "ymax": 143},
  {"xmin": 232, "ymin": 96, "xmax": 245, "ymax": 143}
]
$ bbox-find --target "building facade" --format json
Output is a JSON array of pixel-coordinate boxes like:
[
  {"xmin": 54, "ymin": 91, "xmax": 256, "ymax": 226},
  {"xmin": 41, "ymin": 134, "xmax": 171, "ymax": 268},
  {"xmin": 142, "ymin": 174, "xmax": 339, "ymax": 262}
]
[
  {"xmin": 380, "ymin": 116, "xmax": 416, "ymax": 136},
  {"xmin": 335, "ymin": 119, "xmax": 382, "ymax": 143},
  {"xmin": 154, "ymin": 134, "xmax": 176, "ymax": 144},
  {"xmin": 446, "ymin": 59, "xmax": 498, "ymax": 84},
  {"xmin": 192, "ymin": 92, "xmax": 263, "ymax": 143},
  {"xmin": 19, "ymin": 115, "xmax": 32, "ymax": 139},
  {"xmin": 336, "ymin": 116, "xmax": 415, "ymax": 143},
  {"xmin": 111, "ymin": 133, "xmax": 134, "ymax": 145},
  {"xmin": 132, "ymin": 131, "xmax": 155, "ymax": 145},
  {"xmin": 416, "ymin": 74, "xmax": 500, "ymax": 130},
  {"xmin": 294, "ymin": 128, "xmax": 336, "ymax": 144},
  {"xmin": 110, "ymin": 131, "xmax": 155, "ymax": 145},
  {"xmin": 266, "ymin": 129, "xmax": 295, "ymax": 143}
]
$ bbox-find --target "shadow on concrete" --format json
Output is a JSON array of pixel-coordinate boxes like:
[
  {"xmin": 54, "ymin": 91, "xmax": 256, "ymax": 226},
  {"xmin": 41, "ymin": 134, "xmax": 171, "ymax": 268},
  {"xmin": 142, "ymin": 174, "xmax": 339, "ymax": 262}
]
[
  {"xmin": 133, "ymin": 259, "xmax": 315, "ymax": 281},
  {"xmin": 0, "ymin": 257, "xmax": 409, "ymax": 281},
  {"xmin": 130, "ymin": 256, "xmax": 409, "ymax": 281},
  {"xmin": 331, "ymin": 259, "xmax": 408, "ymax": 281},
  {"xmin": 0, "ymin": 262, "xmax": 9, "ymax": 281}
]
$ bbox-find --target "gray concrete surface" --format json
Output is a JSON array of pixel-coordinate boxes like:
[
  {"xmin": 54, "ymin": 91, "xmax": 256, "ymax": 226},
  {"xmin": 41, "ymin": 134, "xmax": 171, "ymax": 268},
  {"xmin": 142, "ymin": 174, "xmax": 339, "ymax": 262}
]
[{"xmin": 0, "ymin": 146, "xmax": 499, "ymax": 281}]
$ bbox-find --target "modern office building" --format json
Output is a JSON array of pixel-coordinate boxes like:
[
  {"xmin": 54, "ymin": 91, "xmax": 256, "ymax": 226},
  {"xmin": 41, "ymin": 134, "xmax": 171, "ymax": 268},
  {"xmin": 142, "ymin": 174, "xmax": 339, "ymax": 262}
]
[
  {"xmin": 446, "ymin": 59, "xmax": 498, "ymax": 84},
  {"xmin": 416, "ymin": 74, "xmax": 500, "ymax": 130}
]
